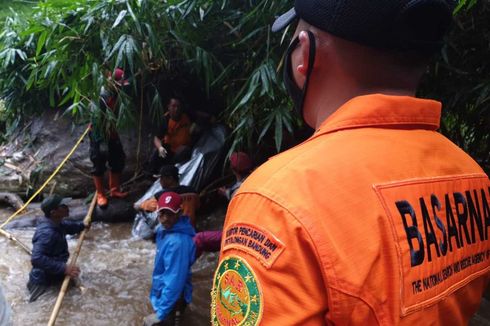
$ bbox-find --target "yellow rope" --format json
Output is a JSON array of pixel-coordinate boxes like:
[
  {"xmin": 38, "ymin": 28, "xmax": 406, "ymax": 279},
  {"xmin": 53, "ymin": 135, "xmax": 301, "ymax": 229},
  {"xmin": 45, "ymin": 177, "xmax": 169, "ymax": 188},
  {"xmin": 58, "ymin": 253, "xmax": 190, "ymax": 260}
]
[{"xmin": 0, "ymin": 125, "xmax": 90, "ymax": 229}]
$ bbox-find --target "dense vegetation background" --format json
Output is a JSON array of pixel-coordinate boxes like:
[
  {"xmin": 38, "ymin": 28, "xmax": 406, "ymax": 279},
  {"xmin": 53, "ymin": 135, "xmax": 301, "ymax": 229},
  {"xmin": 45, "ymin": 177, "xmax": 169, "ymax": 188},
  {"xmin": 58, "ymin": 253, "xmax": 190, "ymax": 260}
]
[{"xmin": 0, "ymin": 0, "xmax": 488, "ymax": 171}]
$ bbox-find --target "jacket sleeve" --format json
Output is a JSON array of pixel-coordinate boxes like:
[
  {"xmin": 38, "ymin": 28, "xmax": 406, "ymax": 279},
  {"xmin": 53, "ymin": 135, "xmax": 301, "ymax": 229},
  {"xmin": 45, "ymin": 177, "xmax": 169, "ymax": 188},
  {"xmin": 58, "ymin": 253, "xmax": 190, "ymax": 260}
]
[
  {"xmin": 0, "ymin": 285, "xmax": 10, "ymax": 326},
  {"xmin": 31, "ymin": 231, "xmax": 66, "ymax": 275},
  {"xmin": 213, "ymin": 192, "xmax": 328, "ymax": 325},
  {"xmin": 140, "ymin": 198, "xmax": 158, "ymax": 212},
  {"xmin": 61, "ymin": 221, "xmax": 85, "ymax": 235},
  {"xmin": 155, "ymin": 126, "xmax": 166, "ymax": 140},
  {"xmin": 154, "ymin": 239, "xmax": 190, "ymax": 320}
]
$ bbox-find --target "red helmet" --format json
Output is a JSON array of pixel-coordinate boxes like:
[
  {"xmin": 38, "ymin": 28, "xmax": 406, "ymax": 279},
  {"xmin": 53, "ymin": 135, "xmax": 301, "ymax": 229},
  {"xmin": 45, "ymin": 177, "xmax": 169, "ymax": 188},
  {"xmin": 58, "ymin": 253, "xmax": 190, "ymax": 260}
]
[
  {"xmin": 108, "ymin": 68, "xmax": 129, "ymax": 86},
  {"xmin": 230, "ymin": 152, "xmax": 253, "ymax": 174}
]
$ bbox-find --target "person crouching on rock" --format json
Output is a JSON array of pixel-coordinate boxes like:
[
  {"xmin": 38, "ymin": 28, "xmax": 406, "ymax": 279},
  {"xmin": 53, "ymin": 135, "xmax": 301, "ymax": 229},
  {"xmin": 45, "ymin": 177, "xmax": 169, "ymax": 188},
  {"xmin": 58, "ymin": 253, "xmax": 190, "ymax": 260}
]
[
  {"xmin": 27, "ymin": 195, "xmax": 89, "ymax": 302},
  {"xmin": 144, "ymin": 192, "xmax": 196, "ymax": 326}
]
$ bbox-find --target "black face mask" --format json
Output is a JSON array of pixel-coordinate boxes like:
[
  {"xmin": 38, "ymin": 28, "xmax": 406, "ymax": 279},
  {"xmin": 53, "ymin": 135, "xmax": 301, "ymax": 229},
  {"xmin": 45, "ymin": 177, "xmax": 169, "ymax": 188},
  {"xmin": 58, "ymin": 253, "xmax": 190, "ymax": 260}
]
[{"xmin": 283, "ymin": 31, "xmax": 316, "ymax": 120}]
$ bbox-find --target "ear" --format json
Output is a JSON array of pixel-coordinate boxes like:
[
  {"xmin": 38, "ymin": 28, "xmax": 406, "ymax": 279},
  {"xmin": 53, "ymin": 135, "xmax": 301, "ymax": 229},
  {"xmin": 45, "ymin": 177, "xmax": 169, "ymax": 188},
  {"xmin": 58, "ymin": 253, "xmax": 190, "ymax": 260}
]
[{"xmin": 297, "ymin": 31, "xmax": 311, "ymax": 76}]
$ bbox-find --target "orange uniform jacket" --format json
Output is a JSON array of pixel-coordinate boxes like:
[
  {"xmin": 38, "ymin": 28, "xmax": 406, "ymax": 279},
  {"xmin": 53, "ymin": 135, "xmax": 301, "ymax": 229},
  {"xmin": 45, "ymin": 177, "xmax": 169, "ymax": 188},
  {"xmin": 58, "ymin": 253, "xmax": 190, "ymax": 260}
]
[
  {"xmin": 164, "ymin": 113, "xmax": 192, "ymax": 153},
  {"xmin": 211, "ymin": 94, "xmax": 490, "ymax": 325}
]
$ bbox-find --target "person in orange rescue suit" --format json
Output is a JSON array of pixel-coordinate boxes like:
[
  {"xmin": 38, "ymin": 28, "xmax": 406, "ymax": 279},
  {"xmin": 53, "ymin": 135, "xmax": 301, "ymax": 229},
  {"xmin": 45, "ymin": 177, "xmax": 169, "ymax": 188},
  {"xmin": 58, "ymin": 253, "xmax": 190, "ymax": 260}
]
[
  {"xmin": 149, "ymin": 98, "xmax": 192, "ymax": 175},
  {"xmin": 90, "ymin": 68, "xmax": 129, "ymax": 208},
  {"xmin": 211, "ymin": 0, "xmax": 490, "ymax": 325}
]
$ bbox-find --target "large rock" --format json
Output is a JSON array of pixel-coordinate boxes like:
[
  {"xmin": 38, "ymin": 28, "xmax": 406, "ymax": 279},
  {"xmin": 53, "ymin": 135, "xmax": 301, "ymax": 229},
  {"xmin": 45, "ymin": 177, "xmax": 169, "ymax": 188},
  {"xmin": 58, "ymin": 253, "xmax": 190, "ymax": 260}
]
[
  {"xmin": 0, "ymin": 110, "xmax": 154, "ymax": 197},
  {"xmin": 4, "ymin": 198, "xmax": 136, "ymax": 229}
]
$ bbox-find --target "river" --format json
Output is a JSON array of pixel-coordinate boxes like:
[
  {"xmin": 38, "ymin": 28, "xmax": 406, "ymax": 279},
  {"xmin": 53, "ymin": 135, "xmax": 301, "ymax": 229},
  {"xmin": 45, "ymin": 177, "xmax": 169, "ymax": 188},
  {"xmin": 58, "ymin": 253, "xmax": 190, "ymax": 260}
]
[
  {"xmin": 0, "ymin": 208, "xmax": 220, "ymax": 325},
  {"xmin": 1, "ymin": 207, "xmax": 489, "ymax": 325}
]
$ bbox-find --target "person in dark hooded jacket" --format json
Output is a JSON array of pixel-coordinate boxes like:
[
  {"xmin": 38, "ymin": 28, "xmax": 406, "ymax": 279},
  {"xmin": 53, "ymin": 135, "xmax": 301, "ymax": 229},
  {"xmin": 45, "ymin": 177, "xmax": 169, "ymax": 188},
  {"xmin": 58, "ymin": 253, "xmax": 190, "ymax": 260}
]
[
  {"xmin": 144, "ymin": 192, "xmax": 196, "ymax": 326},
  {"xmin": 27, "ymin": 195, "xmax": 87, "ymax": 302}
]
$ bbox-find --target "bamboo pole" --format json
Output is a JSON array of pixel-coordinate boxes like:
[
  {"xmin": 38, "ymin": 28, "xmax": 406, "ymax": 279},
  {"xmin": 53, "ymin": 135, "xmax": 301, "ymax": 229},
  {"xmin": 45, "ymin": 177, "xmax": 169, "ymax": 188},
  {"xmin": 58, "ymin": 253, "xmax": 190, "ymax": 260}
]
[
  {"xmin": 48, "ymin": 181, "xmax": 57, "ymax": 196},
  {"xmin": 133, "ymin": 73, "xmax": 144, "ymax": 179},
  {"xmin": 0, "ymin": 228, "xmax": 32, "ymax": 255},
  {"xmin": 47, "ymin": 195, "xmax": 97, "ymax": 326}
]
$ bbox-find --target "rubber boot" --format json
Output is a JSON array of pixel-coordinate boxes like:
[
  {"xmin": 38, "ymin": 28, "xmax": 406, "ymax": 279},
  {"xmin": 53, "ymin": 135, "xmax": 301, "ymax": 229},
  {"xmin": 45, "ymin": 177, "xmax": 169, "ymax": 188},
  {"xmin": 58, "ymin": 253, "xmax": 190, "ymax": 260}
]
[
  {"xmin": 93, "ymin": 176, "xmax": 108, "ymax": 208},
  {"xmin": 109, "ymin": 172, "xmax": 128, "ymax": 198}
]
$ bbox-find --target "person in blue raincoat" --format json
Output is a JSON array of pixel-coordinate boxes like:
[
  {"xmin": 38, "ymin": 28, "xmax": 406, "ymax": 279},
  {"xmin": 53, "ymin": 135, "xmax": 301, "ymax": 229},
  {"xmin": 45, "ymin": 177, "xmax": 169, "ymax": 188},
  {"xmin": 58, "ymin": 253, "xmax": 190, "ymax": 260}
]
[
  {"xmin": 144, "ymin": 192, "xmax": 196, "ymax": 326},
  {"xmin": 0, "ymin": 283, "xmax": 11, "ymax": 325},
  {"xmin": 27, "ymin": 195, "xmax": 88, "ymax": 302}
]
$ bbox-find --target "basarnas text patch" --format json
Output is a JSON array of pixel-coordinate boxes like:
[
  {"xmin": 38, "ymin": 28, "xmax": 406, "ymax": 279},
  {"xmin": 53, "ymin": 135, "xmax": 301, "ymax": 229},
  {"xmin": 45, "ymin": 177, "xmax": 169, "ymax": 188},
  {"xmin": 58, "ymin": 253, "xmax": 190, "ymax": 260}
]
[{"xmin": 221, "ymin": 223, "xmax": 285, "ymax": 268}]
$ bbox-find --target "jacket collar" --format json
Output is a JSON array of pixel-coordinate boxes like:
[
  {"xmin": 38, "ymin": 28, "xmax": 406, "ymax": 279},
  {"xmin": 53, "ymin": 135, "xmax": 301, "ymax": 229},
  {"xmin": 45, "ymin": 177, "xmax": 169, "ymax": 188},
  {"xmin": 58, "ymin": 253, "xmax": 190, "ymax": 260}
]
[
  {"xmin": 38, "ymin": 216, "xmax": 60, "ymax": 228},
  {"xmin": 160, "ymin": 216, "xmax": 196, "ymax": 236},
  {"xmin": 312, "ymin": 94, "xmax": 441, "ymax": 139}
]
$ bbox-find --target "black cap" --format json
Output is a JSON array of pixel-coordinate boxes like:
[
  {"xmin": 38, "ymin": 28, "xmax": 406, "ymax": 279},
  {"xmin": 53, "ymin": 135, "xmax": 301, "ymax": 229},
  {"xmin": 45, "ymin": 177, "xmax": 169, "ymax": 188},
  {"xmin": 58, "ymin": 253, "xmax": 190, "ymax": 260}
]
[
  {"xmin": 158, "ymin": 165, "xmax": 179, "ymax": 179},
  {"xmin": 272, "ymin": 0, "xmax": 456, "ymax": 52},
  {"xmin": 41, "ymin": 195, "xmax": 71, "ymax": 217}
]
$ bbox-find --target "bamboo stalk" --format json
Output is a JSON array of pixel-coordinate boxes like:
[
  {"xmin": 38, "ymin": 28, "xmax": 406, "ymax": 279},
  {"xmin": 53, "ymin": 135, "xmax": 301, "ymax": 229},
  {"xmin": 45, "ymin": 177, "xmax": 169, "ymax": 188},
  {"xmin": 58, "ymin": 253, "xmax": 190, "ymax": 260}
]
[
  {"xmin": 0, "ymin": 228, "xmax": 32, "ymax": 255},
  {"xmin": 133, "ymin": 73, "xmax": 144, "ymax": 178},
  {"xmin": 48, "ymin": 181, "xmax": 57, "ymax": 196},
  {"xmin": 47, "ymin": 195, "xmax": 97, "ymax": 326}
]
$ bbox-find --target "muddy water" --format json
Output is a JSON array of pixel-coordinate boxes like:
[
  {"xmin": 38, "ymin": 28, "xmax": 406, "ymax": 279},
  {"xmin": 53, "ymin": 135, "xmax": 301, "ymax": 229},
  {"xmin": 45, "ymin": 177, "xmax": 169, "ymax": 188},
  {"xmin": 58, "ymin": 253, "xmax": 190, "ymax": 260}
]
[
  {"xmin": 2, "ymin": 207, "xmax": 489, "ymax": 326},
  {"xmin": 0, "ymin": 208, "xmax": 220, "ymax": 326}
]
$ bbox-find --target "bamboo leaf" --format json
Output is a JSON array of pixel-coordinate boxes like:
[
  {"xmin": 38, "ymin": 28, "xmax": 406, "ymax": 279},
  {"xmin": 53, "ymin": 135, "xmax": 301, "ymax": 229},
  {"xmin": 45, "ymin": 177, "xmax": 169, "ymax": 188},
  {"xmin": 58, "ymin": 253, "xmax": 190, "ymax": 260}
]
[
  {"xmin": 274, "ymin": 112, "xmax": 283, "ymax": 151},
  {"xmin": 36, "ymin": 31, "xmax": 48, "ymax": 56},
  {"xmin": 108, "ymin": 34, "xmax": 127, "ymax": 59},
  {"xmin": 15, "ymin": 49, "xmax": 27, "ymax": 61},
  {"xmin": 113, "ymin": 10, "xmax": 127, "ymax": 28},
  {"xmin": 258, "ymin": 114, "xmax": 274, "ymax": 143},
  {"xmin": 126, "ymin": 2, "xmax": 142, "ymax": 35}
]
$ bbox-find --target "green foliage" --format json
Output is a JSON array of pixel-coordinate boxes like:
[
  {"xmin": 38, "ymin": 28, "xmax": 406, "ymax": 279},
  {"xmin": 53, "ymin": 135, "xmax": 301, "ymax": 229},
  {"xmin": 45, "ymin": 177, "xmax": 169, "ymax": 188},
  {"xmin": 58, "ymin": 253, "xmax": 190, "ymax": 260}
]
[
  {"xmin": 0, "ymin": 0, "xmax": 34, "ymax": 23},
  {"xmin": 0, "ymin": 0, "xmax": 488, "ymax": 169},
  {"xmin": 0, "ymin": 0, "xmax": 294, "ymax": 152},
  {"xmin": 454, "ymin": 0, "xmax": 479, "ymax": 13},
  {"xmin": 419, "ymin": 0, "xmax": 490, "ymax": 170}
]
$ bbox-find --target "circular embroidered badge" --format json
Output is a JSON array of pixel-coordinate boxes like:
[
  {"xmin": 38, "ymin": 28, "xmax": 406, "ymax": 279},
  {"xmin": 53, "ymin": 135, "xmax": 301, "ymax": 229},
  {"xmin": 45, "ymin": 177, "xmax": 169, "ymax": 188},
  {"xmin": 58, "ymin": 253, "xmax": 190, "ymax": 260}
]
[{"xmin": 211, "ymin": 256, "xmax": 262, "ymax": 326}]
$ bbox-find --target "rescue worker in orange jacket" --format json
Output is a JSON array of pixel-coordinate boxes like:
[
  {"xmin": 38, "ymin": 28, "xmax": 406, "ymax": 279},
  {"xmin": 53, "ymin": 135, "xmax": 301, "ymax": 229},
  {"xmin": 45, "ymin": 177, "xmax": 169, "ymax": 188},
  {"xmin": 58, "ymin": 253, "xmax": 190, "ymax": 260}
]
[
  {"xmin": 148, "ymin": 98, "xmax": 192, "ymax": 175},
  {"xmin": 162, "ymin": 98, "xmax": 192, "ymax": 155},
  {"xmin": 211, "ymin": 1, "xmax": 490, "ymax": 325}
]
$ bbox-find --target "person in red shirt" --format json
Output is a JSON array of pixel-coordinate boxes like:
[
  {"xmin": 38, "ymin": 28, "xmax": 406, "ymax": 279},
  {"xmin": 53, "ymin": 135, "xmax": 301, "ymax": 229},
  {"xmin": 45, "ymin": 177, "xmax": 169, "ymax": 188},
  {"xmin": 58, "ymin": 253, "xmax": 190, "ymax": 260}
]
[{"xmin": 218, "ymin": 152, "xmax": 253, "ymax": 201}]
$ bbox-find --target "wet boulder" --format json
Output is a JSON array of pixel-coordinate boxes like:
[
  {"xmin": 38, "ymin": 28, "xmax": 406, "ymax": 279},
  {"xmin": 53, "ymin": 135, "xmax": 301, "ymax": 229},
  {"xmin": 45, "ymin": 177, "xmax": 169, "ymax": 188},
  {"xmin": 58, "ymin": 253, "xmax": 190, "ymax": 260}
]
[
  {"xmin": 3, "ymin": 198, "xmax": 136, "ymax": 229},
  {"xmin": 0, "ymin": 110, "xmax": 153, "ymax": 197}
]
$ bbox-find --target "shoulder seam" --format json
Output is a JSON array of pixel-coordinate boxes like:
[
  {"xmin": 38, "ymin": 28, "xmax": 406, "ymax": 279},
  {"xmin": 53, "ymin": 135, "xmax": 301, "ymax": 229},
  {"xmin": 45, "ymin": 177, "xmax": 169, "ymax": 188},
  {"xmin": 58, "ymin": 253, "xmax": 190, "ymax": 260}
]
[{"xmin": 232, "ymin": 190, "xmax": 333, "ymax": 294}]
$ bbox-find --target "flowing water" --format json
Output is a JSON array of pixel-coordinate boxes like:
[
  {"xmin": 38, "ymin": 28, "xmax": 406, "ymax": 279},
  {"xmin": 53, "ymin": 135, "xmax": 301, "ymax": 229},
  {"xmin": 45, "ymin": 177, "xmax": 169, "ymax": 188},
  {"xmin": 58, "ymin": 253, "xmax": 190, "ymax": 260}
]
[
  {"xmin": 0, "ymin": 208, "xmax": 220, "ymax": 326},
  {"xmin": 1, "ymin": 207, "xmax": 489, "ymax": 326}
]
